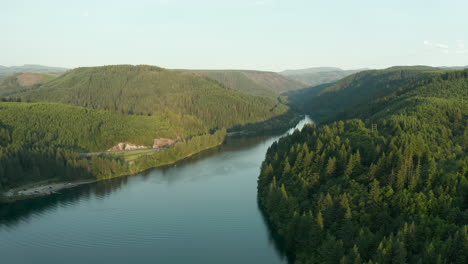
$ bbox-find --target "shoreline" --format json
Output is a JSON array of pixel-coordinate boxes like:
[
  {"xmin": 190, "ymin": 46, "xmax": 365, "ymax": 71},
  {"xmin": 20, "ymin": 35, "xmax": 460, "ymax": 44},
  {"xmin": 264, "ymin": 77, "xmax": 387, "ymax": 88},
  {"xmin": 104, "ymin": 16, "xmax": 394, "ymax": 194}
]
[
  {"xmin": 1, "ymin": 180, "xmax": 96, "ymax": 203},
  {"xmin": 0, "ymin": 141, "xmax": 222, "ymax": 204}
]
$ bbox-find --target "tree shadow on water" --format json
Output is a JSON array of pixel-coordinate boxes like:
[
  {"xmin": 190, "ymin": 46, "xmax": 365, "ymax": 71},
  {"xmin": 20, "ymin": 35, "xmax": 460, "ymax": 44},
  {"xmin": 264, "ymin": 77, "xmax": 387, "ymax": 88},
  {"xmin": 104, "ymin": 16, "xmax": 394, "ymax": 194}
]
[{"xmin": 257, "ymin": 197, "xmax": 295, "ymax": 264}]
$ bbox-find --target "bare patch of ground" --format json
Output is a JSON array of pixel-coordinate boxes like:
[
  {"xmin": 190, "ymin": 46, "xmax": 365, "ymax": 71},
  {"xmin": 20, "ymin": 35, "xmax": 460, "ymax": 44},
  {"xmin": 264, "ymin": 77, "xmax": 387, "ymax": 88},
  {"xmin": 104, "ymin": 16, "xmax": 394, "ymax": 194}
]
[
  {"xmin": 16, "ymin": 72, "xmax": 45, "ymax": 86},
  {"xmin": 107, "ymin": 142, "xmax": 149, "ymax": 151},
  {"xmin": 153, "ymin": 138, "xmax": 176, "ymax": 148}
]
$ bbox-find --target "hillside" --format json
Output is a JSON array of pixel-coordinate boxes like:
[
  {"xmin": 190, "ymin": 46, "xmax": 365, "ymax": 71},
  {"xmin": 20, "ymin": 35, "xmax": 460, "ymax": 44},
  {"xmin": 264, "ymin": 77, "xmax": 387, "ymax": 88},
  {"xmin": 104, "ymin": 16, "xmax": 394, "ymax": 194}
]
[
  {"xmin": 290, "ymin": 66, "xmax": 456, "ymax": 121},
  {"xmin": 192, "ymin": 70, "xmax": 306, "ymax": 96},
  {"xmin": 280, "ymin": 67, "xmax": 366, "ymax": 87},
  {"xmin": 6, "ymin": 65, "xmax": 289, "ymax": 128},
  {"xmin": 258, "ymin": 68, "xmax": 467, "ymax": 263},
  {"xmin": 0, "ymin": 65, "xmax": 299, "ymax": 193}
]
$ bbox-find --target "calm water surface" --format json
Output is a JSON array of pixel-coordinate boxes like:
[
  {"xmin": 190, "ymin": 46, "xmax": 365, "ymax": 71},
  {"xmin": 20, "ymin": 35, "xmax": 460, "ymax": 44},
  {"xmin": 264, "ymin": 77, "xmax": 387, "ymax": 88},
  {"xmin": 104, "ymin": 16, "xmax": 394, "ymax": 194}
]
[{"xmin": 0, "ymin": 117, "xmax": 312, "ymax": 264}]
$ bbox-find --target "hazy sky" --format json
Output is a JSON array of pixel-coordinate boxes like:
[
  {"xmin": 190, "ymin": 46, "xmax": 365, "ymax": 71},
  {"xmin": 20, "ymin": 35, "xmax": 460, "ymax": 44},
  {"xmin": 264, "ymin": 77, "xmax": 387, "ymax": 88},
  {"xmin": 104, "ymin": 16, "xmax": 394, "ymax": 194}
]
[{"xmin": 2, "ymin": 0, "xmax": 467, "ymax": 71}]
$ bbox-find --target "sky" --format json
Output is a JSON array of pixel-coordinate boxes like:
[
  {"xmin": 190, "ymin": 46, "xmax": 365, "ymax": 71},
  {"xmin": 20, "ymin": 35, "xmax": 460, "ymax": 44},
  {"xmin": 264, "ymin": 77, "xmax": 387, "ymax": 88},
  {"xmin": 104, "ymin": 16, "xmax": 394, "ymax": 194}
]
[{"xmin": 1, "ymin": 0, "xmax": 468, "ymax": 71}]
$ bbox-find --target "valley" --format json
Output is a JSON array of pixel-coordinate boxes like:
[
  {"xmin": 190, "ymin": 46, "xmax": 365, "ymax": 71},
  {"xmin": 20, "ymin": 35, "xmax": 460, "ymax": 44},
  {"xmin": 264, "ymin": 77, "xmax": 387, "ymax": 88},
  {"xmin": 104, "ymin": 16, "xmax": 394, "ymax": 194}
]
[
  {"xmin": 0, "ymin": 64, "xmax": 466, "ymax": 264},
  {"xmin": 3, "ymin": 1, "xmax": 467, "ymax": 263}
]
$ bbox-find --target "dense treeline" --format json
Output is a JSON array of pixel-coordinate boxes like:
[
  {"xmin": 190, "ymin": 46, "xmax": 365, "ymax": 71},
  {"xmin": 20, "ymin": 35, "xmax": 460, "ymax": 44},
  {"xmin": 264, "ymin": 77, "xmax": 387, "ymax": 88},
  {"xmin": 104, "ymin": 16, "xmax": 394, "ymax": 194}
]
[
  {"xmin": 5, "ymin": 65, "xmax": 289, "ymax": 128},
  {"xmin": 258, "ymin": 68, "xmax": 468, "ymax": 263}
]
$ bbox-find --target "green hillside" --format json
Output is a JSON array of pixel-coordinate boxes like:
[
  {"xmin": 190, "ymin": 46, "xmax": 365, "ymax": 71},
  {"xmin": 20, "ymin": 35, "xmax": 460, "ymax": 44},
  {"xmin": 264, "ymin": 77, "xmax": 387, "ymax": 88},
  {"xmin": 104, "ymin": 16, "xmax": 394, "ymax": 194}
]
[
  {"xmin": 193, "ymin": 70, "xmax": 306, "ymax": 96},
  {"xmin": 258, "ymin": 69, "xmax": 468, "ymax": 263},
  {"xmin": 8, "ymin": 65, "xmax": 289, "ymax": 128}
]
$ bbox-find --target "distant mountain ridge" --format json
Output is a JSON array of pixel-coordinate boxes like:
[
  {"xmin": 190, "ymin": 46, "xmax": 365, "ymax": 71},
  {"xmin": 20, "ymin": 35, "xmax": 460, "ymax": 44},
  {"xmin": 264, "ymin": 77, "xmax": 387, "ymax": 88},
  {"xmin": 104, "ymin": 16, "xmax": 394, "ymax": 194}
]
[
  {"xmin": 439, "ymin": 65, "xmax": 468, "ymax": 70},
  {"xmin": 280, "ymin": 67, "xmax": 344, "ymax": 75},
  {"xmin": 0, "ymin": 64, "xmax": 68, "ymax": 74},
  {"xmin": 0, "ymin": 64, "xmax": 68, "ymax": 81},
  {"xmin": 279, "ymin": 67, "xmax": 369, "ymax": 87},
  {"xmin": 192, "ymin": 70, "xmax": 306, "ymax": 96}
]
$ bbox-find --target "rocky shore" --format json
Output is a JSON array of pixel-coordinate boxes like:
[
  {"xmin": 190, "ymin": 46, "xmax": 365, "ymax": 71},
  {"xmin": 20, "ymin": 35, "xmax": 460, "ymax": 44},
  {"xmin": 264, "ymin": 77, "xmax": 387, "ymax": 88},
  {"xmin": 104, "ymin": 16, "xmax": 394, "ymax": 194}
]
[{"xmin": 1, "ymin": 180, "xmax": 95, "ymax": 202}]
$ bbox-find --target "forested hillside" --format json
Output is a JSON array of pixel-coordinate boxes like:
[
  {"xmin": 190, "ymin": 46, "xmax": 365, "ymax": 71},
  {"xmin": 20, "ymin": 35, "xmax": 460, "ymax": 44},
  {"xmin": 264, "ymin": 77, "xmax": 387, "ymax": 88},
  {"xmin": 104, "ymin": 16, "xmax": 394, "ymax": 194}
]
[
  {"xmin": 0, "ymin": 65, "xmax": 297, "ymax": 194},
  {"xmin": 7, "ymin": 65, "xmax": 289, "ymax": 128},
  {"xmin": 193, "ymin": 70, "xmax": 305, "ymax": 96},
  {"xmin": 258, "ymin": 69, "xmax": 468, "ymax": 263},
  {"xmin": 289, "ymin": 66, "xmax": 456, "ymax": 121}
]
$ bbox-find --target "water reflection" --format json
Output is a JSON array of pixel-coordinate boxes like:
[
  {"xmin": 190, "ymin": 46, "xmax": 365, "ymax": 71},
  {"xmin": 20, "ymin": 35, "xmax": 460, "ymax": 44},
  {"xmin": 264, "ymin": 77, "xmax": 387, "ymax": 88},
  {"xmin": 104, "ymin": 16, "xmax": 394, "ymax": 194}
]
[{"xmin": 0, "ymin": 177, "xmax": 129, "ymax": 229}]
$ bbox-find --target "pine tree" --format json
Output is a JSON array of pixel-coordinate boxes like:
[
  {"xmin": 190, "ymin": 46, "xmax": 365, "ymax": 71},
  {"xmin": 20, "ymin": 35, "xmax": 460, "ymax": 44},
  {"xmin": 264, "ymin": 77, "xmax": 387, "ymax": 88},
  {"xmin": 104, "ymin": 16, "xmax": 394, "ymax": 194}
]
[
  {"xmin": 326, "ymin": 156, "xmax": 337, "ymax": 177},
  {"xmin": 316, "ymin": 211, "xmax": 324, "ymax": 230}
]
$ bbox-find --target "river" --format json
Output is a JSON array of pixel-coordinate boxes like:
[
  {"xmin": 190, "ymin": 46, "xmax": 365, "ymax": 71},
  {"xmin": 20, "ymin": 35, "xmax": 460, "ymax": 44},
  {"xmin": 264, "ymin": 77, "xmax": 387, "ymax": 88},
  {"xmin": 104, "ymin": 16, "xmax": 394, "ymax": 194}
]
[{"xmin": 0, "ymin": 116, "xmax": 313, "ymax": 264}]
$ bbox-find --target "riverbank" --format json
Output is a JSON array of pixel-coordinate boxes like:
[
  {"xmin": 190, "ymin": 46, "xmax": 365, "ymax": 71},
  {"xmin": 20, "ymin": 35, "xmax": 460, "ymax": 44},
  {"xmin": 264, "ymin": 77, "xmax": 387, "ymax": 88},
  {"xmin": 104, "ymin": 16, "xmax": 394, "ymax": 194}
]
[{"xmin": 1, "ymin": 180, "xmax": 95, "ymax": 203}]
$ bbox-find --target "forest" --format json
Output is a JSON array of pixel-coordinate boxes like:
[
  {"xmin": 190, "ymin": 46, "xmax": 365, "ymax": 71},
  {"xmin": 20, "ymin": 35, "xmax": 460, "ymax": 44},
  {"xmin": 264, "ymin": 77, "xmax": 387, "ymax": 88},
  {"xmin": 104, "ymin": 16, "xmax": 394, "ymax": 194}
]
[
  {"xmin": 258, "ymin": 68, "xmax": 468, "ymax": 263},
  {"xmin": 1, "ymin": 65, "xmax": 466, "ymax": 262}
]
